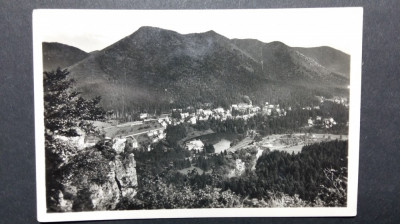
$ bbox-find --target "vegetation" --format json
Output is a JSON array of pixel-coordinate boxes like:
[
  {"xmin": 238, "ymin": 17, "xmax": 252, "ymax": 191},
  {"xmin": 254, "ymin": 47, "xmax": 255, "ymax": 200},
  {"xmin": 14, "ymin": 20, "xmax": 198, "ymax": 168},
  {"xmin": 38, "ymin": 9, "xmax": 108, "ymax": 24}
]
[
  {"xmin": 43, "ymin": 30, "xmax": 351, "ymax": 211},
  {"xmin": 128, "ymin": 136, "xmax": 348, "ymax": 209},
  {"xmin": 193, "ymin": 103, "xmax": 348, "ymax": 137},
  {"xmin": 44, "ymin": 68, "xmax": 106, "ymax": 212},
  {"xmin": 255, "ymin": 140, "xmax": 347, "ymax": 205}
]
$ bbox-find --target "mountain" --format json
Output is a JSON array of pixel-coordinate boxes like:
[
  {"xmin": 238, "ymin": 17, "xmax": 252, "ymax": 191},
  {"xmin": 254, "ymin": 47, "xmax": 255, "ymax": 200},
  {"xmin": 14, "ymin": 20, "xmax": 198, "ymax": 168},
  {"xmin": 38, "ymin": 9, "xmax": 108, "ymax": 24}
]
[
  {"xmin": 42, "ymin": 42, "xmax": 88, "ymax": 72},
  {"xmin": 47, "ymin": 26, "xmax": 350, "ymax": 114},
  {"xmin": 294, "ymin": 46, "xmax": 350, "ymax": 78}
]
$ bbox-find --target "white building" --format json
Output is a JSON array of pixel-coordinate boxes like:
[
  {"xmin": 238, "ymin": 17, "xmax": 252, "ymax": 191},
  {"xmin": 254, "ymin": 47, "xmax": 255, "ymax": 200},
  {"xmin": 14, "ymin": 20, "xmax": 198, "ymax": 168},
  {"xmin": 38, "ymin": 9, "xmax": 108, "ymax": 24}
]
[
  {"xmin": 203, "ymin": 110, "xmax": 213, "ymax": 116},
  {"xmin": 308, "ymin": 118, "xmax": 314, "ymax": 127},
  {"xmin": 125, "ymin": 136, "xmax": 139, "ymax": 149},
  {"xmin": 189, "ymin": 116, "xmax": 197, "ymax": 125},
  {"xmin": 181, "ymin": 112, "xmax": 190, "ymax": 119},
  {"xmin": 214, "ymin": 107, "xmax": 225, "ymax": 114},
  {"xmin": 139, "ymin": 113, "xmax": 148, "ymax": 120}
]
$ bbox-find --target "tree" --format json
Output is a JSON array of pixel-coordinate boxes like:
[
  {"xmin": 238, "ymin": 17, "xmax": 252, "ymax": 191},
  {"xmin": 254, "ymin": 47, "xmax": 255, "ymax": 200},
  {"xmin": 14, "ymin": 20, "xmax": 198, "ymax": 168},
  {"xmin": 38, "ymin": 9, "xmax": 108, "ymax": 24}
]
[
  {"xmin": 204, "ymin": 144, "xmax": 215, "ymax": 153},
  {"xmin": 44, "ymin": 68, "xmax": 106, "ymax": 139},
  {"xmin": 165, "ymin": 124, "xmax": 186, "ymax": 146},
  {"xmin": 43, "ymin": 68, "xmax": 106, "ymax": 212}
]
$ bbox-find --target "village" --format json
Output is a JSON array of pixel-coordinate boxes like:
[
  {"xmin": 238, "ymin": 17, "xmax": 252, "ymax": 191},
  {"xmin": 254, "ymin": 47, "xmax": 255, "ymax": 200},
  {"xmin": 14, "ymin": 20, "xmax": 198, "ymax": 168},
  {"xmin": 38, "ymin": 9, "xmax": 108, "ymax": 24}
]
[{"xmin": 83, "ymin": 96, "xmax": 349, "ymax": 158}]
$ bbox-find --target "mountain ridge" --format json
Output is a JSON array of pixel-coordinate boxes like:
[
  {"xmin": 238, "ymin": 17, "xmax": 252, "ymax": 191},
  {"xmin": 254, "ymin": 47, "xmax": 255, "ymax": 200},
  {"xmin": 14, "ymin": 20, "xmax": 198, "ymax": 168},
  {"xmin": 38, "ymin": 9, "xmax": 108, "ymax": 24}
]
[
  {"xmin": 43, "ymin": 27, "xmax": 350, "ymax": 114},
  {"xmin": 42, "ymin": 42, "xmax": 88, "ymax": 72}
]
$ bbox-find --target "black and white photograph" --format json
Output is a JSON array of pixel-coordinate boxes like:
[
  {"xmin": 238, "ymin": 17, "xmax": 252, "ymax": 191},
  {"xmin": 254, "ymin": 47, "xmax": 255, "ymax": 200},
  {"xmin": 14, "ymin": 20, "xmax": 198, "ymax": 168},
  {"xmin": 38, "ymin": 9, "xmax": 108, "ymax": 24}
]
[{"xmin": 33, "ymin": 8, "xmax": 362, "ymax": 222}]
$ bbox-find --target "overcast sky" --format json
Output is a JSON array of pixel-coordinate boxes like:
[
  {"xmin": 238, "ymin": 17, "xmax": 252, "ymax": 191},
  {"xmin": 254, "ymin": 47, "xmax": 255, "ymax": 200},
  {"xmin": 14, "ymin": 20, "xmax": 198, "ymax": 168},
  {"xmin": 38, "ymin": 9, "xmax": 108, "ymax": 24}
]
[{"xmin": 34, "ymin": 8, "xmax": 362, "ymax": 55}]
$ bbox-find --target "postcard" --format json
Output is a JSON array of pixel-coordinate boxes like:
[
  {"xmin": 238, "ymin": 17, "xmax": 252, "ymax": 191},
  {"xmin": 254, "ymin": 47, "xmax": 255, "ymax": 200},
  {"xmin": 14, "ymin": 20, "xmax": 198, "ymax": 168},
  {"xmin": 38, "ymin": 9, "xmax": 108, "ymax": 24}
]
[{"xmin": 33, "ymin": 8, "xmax": 363, "ymax": 222}]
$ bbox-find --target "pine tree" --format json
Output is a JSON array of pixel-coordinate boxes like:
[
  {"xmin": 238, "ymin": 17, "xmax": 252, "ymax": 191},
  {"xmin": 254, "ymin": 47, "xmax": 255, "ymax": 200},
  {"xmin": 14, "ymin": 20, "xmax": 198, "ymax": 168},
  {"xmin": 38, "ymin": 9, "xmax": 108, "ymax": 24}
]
[{"xmin": 43, "ymin": 68, "xmax": 106, "ymax": 212}]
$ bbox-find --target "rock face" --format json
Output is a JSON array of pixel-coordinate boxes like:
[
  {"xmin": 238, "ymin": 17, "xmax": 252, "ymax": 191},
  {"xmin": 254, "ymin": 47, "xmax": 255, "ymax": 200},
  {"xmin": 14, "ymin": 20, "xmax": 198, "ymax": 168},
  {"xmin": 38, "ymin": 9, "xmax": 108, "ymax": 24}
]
[
  {"xmin": 55, "ymin": 137, "xmax": 137, "ymax": 212},
  {"xmin": 228, "ymin": 159, "xmax": 246, "ymax": 178},
  {"xmin": 112, "ymin": 154, "xmax": 137, "ymax": 198},
  {"xmin": 112, "ymin": 138, "xmax": 127, "ymax": 154}
]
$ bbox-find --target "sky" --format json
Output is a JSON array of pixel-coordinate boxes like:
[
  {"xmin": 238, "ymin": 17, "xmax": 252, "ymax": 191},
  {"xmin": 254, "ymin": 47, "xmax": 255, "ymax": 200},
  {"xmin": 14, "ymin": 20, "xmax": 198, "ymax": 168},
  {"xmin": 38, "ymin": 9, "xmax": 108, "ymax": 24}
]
[{"xmin": 34, "ymin": 8, "xmax": 363, "ymax": 55}]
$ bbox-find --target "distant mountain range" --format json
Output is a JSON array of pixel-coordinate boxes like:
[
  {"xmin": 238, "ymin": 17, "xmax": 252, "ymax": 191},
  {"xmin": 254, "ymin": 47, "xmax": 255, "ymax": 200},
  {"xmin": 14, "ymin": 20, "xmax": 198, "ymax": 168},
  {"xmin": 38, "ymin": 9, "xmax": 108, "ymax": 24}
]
[
  {"xmin": 42, "ymin": 26, "xmax": 350, "ymax": 114},
  {"xmin": 42, "ymin": 42, "xmax": 88, "ymax": 72}
]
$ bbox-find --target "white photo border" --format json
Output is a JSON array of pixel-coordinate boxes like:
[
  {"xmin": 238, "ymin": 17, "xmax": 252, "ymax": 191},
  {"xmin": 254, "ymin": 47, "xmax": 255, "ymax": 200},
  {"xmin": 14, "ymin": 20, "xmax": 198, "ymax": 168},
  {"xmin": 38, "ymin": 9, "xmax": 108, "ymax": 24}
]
[{"xmin": 33, "ymin": 8, "xmax": 363, "ymax": 222}]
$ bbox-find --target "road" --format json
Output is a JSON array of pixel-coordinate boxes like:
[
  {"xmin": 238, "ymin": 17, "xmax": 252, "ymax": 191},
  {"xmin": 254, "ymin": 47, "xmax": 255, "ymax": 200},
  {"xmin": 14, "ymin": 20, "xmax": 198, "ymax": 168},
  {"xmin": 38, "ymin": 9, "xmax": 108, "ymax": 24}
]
[{"xmin": 121, "ymin": 127, "xmax": 165, "ymax": 138}]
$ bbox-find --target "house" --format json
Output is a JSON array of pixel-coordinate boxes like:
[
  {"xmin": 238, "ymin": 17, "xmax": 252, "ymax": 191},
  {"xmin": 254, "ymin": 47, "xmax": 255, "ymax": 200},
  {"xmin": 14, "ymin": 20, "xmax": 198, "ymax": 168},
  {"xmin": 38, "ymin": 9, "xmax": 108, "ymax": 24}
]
[
  {"xmin": 250, "ymin": 106, "xmax": 261, "ymax": 113},
  {"xmin": 147, "ymin": 130, "xmax": 158, "ymax": 137},
  {"xmin": 198, "ymin": 115, "xmax": 208, "ymax": 121},
  {"xmin": 203, "ymin": 109, "xmax": 213, "ymax": 116},
  {"xmin": 214, "ymin": 107, "xmax": 225, "ymax": 114},
  {"xmin": 125, "ymin": 136, "xmax": 139, "ymax": 148},
  {"xmin": 139, "ymin": 113, "xmax": 148, "ymax": 120},
  {"xmin": 238, "ymin": 103, "xmax": 251, "ymax": 110},
  {"xmin": 181, "ymin": 112, "xmax": 189, "ymax": 119},
  {"xmin": 308, "ymin": 118, "xmax": 314, "ymax": 127},
  {"xmin": 323, "ymin": 117, "xmax": 337, "ymax": 128},
  {"xmin": 158, "ymin": 132, "xmax": 166, "ymax": 139},
  {"xmin": 189, "ymin": 116, "xmax": 197, "ymax": 125}
]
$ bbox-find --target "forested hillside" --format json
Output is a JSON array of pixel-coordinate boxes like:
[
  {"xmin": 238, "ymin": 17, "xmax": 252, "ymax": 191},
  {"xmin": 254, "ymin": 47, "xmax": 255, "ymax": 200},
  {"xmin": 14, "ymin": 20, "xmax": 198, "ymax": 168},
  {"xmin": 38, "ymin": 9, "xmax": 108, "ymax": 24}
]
[{"xmin": 43, "ymin": 27, "xmax": 350, "ymax": 115}]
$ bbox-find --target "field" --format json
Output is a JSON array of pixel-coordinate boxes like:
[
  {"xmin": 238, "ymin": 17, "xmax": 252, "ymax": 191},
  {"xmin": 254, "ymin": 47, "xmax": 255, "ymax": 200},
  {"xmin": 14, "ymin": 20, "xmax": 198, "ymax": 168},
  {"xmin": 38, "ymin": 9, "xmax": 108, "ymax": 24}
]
[
  {"xmin": 258, "ymin": 133, "xmax": 348, "ymax": 154},
  {"xmin": 93, "ymin": 120, "xmax": 164, "ymax": 140}
]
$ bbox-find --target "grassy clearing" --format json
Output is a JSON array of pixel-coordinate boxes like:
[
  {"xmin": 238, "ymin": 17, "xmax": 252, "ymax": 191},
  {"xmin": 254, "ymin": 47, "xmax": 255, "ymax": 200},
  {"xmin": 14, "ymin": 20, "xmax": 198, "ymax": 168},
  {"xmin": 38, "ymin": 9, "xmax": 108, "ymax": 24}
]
[{"xmin": 94, "ymin": 120, "xmax": 163, "ymax": 138}]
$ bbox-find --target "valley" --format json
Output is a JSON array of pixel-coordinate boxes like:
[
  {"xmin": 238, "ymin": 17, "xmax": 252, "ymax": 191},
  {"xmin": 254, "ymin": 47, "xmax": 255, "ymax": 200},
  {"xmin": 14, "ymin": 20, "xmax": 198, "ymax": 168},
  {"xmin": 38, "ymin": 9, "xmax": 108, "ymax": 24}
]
[{"xmin": 42, "ymin": 26, "xmax": 350, "ymax": 211}]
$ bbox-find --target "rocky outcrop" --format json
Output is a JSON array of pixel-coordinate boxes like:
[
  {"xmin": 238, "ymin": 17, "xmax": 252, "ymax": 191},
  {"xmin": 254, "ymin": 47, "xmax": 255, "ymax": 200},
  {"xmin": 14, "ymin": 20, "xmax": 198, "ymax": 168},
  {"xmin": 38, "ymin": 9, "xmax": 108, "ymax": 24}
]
[
  {"xmin": 55, "ymin": 137, "xmax": 137, "ymax": 212},
  {"xmin": 112, "ymin": 138, "xmax": 127, "ymax": 154},
  {"xmin": 227, "ymin": 159, "xmax": 246, "ymax": 178},
  {"xmin": 111, "ymin": 153, "xmax": 137, "ymax": 198}
]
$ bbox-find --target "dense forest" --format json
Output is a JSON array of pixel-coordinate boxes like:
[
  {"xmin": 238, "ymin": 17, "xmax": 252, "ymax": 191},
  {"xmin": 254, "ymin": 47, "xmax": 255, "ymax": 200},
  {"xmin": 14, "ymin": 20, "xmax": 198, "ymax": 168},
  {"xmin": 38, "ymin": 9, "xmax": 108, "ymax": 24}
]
[{"xmin": 120, "ymin": 139, "xmax": 348, "ymax": 209}]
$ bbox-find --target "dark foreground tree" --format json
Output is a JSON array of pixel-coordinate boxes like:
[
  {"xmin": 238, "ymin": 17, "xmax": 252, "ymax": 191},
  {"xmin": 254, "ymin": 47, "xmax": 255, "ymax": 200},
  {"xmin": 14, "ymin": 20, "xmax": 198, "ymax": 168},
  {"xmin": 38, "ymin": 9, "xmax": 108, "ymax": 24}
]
[{"xmin": 44, "ymin": 68, "xmax": 106, "ymax": 212}]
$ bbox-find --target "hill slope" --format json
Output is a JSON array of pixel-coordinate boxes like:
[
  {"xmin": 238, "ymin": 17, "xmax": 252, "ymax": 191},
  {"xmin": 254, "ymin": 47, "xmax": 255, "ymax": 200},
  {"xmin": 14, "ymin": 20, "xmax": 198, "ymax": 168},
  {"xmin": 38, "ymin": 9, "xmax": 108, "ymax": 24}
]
[
  {"xmin": 42, "ymin": 42, "xmax": 89, "ymax": 72},
  {"xmin": 52, "ymin": 27, "xmax": 350, "ymax": 114},
  {"xmin": 294, "ymin": 46, "xmax": 350, "ymax": 78}
]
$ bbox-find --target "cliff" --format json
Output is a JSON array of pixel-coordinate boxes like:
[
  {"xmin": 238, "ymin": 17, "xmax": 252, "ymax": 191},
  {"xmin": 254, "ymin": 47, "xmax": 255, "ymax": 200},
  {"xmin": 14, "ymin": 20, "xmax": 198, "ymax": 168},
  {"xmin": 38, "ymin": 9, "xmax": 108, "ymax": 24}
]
[{"xmin": 52, "ymin": 137, "xmax": 138, "ymax": 212}]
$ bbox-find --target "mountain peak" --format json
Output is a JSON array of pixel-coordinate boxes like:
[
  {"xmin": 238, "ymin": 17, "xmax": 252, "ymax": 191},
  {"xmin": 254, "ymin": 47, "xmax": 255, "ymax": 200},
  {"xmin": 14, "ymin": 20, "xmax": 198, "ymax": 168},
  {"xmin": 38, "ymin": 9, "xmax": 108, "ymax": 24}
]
[
  {"xmin": 134, "ymin": 26, "xmax": 180, "ymax": 36},
  {"xmin": 204, "ymin": 30, "xmax": 217, "ymax": 35},
  {"xmin": 51, "ymin": 26, "xmax": 350, "ymax": 112},
  {"xmin": 137, "ymin": 26, "xmax": 166, "ymax": 32},
  {"xmin": 267, "ymin": 41, "xmax": 289, "ymax": 48}
]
